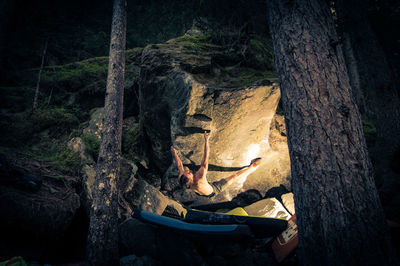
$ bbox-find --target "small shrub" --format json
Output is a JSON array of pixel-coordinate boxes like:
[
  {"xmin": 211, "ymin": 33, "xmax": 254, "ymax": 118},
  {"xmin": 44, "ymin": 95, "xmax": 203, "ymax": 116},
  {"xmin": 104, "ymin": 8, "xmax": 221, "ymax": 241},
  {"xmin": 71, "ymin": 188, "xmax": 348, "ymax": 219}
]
[{"xmin": 362, "ymin": 120, "xmax": 376, "ymax": 136}]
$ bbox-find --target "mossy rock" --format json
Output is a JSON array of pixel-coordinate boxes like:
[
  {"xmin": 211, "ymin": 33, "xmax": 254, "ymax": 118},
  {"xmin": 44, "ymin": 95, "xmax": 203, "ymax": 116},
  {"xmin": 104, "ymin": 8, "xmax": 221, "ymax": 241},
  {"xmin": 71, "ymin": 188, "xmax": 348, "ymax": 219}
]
[{"xmin": 161, "ymin": 33, "xmax": 276, "ymax": 87}]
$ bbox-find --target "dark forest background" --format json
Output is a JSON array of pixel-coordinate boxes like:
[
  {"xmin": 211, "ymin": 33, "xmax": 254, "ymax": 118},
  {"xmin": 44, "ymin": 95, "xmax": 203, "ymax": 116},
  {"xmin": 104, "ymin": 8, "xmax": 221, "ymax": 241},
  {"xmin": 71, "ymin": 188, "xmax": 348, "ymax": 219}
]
[
  {"xmin": 0, "ymin": 0, "xmax": 268, "ymax": 80},
  {"xmin": 1, "ymin": 0, "xmax": 399, "ymax": 87}
]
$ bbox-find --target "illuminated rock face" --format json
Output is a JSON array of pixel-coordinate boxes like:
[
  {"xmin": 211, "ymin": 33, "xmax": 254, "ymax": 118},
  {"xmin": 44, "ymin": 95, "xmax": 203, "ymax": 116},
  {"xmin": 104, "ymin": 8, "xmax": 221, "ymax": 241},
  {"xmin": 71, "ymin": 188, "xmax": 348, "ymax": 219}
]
[{"xmin": 139, "ymin": 40, "xmax": 291, "ymax": 201}]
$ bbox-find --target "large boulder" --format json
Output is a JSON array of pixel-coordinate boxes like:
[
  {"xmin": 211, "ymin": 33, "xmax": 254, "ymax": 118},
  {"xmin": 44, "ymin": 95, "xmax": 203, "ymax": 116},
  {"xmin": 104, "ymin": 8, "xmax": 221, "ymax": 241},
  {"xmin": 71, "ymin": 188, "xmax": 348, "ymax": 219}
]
[
  {"xmin": 139, "ymin": 35, "xmax": 291, "ymax": 201},
  {"xmin": 124, "ymin": 178, "xmax": 186, "ymax": 216}
]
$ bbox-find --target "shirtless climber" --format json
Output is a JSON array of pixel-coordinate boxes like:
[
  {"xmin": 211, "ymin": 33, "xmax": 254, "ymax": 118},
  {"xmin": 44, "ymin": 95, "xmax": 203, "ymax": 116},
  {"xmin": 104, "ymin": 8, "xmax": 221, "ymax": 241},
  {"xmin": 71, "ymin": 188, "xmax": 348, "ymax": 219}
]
[{"xmin": 170, "ymin": 131, "xmax": 262, "ymax": 197}]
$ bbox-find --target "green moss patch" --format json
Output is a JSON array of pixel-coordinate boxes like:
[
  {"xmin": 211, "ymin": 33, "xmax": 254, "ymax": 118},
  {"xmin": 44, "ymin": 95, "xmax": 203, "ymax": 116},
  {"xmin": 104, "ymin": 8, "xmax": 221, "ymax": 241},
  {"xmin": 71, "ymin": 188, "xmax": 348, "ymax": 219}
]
[
  {"xmin": 31, "ymin": 107, "xmax": 80, "ymax": 132},
  {"xmin": 27, "ymin": 143, "xmax": 83, "ymax": 175},
  {"xmin": 41, "ymin": 57, "xmax": 108, "ymax": 91},
  {"xmin": 163, "ymin": 34, "xmax": 276, "ymax": 87},
  {"xmin": 1, "ymin": 107, "xmax": 80, "ymax": 149},
  {"xmin": 195, "ymin": 67, "xmax": 275, "ymax": 88}
]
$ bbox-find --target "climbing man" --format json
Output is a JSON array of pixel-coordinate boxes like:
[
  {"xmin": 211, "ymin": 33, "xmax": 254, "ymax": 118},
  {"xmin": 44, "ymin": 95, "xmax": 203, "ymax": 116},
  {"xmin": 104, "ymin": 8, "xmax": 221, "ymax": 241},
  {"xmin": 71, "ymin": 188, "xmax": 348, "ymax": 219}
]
[{"xmin": 170, "ymin": 131, "xmax": 262, "ymax": 197}]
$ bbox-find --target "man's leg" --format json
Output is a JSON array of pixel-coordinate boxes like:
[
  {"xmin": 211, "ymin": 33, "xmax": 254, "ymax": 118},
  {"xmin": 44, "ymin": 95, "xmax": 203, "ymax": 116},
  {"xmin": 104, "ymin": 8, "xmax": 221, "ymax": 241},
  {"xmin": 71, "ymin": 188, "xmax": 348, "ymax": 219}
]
[{"xmin": 212, "ymin": 158, "xmax": 262, "ymax": 193}]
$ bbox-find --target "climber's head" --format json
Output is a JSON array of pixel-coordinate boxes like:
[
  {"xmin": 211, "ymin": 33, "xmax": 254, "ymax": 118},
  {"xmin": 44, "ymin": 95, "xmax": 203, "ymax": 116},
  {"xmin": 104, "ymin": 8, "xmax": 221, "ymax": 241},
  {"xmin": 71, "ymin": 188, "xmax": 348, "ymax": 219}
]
[{"xmin": 179, "ymin": 166, "xmax": 193, "ymax": 189}]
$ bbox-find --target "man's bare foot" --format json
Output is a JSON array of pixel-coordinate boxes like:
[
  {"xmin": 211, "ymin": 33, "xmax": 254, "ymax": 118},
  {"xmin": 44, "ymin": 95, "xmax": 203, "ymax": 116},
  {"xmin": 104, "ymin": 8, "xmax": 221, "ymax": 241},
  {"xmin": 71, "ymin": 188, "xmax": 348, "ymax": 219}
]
[{"xmin": 250, "ymin": 157, "xmax": 262, "ymax": 167}]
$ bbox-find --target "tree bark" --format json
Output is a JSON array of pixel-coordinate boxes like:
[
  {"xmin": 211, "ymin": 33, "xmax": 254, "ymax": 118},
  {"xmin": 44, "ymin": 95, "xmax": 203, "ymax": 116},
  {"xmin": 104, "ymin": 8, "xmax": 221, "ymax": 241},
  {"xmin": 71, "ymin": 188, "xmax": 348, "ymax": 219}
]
[
  {"xmin": 336, "ymin": 0, "xmax": 400, "ymax": 154},
  {"xmin": 32, "ymin": 38, "xmax": 48, "ymax": 111},
  {"xmin": 266, "ymin": 0, "xmax": 394, "ymax": 265},
  {"xmin": 86, "ymin": 0, "xmax": 126, "ymax": 265}
]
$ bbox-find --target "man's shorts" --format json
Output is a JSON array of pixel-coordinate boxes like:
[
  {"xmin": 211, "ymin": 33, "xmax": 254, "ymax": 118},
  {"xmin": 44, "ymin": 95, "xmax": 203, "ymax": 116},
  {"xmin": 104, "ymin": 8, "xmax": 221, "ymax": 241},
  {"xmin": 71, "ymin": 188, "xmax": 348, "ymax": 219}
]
[
  {"xmin": 195, "ymin": 179, "xmax": 228, "ymax": 198},
  {"xmin": 210, "ymin": 179, "xmax": 228, "ymax": 194}
]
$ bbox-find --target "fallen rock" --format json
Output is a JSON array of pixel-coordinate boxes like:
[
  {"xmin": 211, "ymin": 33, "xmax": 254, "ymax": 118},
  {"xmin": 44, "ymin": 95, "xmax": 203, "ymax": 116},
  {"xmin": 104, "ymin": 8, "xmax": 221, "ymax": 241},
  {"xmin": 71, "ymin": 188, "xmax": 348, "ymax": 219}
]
[
  {"xmin": 124, "ymin": 178, "xmax": 186, "ymax": 215},
  {"xmin": 124, "ymin": 179, "xmax": 168, "ymax": 215},
  {"xmin": 244, "ymin": 198, "xmax": 291, "ymax": 220},
  {"xmin": 281, "ymin": 192, "xmax": 295, "ymax": 215}
]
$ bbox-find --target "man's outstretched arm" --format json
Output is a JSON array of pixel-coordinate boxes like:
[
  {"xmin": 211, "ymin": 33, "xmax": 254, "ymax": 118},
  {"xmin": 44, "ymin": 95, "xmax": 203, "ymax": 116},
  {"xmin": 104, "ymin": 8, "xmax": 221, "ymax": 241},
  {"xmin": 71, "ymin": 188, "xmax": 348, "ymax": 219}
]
[
  {"xmin": 171, "ymin": 146, "xmax": 184, "ymax": 176},
  {"xmin": 200, "ymin": 131, "xmax": 211, "ymax": 170}
]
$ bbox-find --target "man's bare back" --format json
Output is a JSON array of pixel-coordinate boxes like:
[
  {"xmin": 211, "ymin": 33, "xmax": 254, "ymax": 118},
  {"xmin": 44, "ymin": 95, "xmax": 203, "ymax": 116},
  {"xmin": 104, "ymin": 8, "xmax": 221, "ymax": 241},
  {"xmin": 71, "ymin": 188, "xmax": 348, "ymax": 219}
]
[{"xmin": 171, "ymin": 131, "xmax": 261, "ymax": 197}]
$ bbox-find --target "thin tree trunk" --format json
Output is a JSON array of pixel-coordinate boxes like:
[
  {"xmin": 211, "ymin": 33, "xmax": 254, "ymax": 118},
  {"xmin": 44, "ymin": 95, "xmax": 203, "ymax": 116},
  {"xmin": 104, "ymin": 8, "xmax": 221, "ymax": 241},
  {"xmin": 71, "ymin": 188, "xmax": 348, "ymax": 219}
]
[
  {"xmin": 47, "ymin": 87, "xmax": 53, "ymax": 105},
  {"xmin": 341, "ymin": 31, "xmax": 366, "ymax": 115},
  {"xmin": 86, "ymin": 0, "xmax": 126, "ymax": 265},
  {"xmin": 266, "ymin": 0, "xmax": 394, "ymax": 265},
  {"xmin": 32, "ymin": 38, "xmax": 48, "ymax": 111}
]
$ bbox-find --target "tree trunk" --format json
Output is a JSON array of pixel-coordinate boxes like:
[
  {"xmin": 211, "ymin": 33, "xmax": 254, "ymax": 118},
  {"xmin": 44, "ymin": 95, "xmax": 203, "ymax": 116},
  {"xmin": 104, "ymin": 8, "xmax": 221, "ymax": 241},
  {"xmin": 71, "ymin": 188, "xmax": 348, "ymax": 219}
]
[
  {"xmin": 32, "ymin": 38, "xmax": 48, "ymax": 111},
  {"xmin": 86, "ymin": 0, "xmax": 126, "ymax": 265},
  {"xmin": 266, "ymin": 0, "xmax": 394, "ymax": 265},
  {"xmin": 336, "ymin": 0, "xmax": 400, "ymax": 154}
]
